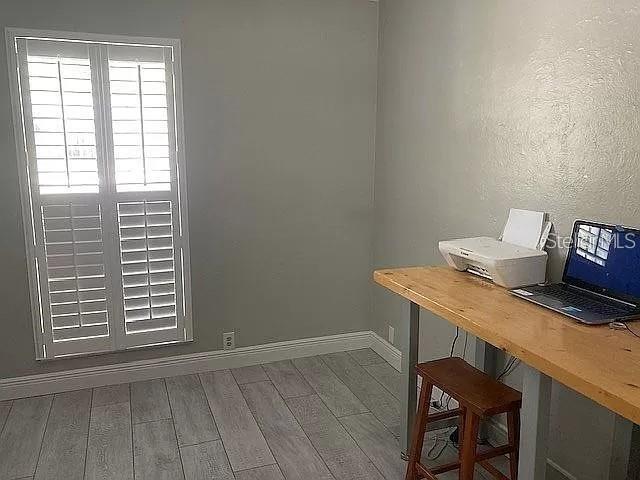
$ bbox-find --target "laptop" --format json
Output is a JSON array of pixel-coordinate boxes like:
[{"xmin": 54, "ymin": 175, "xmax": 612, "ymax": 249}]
[{"xmin": 509, "ymin": 220, "xmax": 640, "ymax": 325}]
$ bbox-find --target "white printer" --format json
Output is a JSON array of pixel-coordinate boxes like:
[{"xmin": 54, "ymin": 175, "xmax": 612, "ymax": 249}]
[{"xmin": 438, "ymin": 209, "xmax": 551, "ymax": 289}]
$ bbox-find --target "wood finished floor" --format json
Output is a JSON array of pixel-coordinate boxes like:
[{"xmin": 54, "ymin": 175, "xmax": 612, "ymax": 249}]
[{"xmin": 0, "ymin": 349, "xmax": 508, "ymax": 480}]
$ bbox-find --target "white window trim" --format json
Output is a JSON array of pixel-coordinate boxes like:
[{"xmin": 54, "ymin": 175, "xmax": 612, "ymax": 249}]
[{"xmin": 5, "ymin": 27, "xmax": 193, "ymax": 360}]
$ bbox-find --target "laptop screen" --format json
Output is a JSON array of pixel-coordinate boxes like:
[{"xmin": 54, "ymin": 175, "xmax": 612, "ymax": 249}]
[{"xmin": 564, "ymin": 221, "xmax": 640, "ymax": 305}]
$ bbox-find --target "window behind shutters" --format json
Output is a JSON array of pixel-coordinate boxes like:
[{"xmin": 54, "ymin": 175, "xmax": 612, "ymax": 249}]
[{"xmin": 8, "ymin": 31, "xmax": 192, "ymax": 359}]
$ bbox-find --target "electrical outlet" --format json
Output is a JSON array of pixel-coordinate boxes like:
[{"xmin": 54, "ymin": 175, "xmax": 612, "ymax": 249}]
[
  {"xmin": 388, "ymin": 325, "xmax": 395, "ymax": 344},
  {"xmin": 223, "ymin": 332, "xmax": 235, "ymax": 350}
]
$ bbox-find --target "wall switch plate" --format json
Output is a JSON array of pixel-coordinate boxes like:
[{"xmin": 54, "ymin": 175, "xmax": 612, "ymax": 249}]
[
  {"xmin": 223, "ymin": 332, "xmax": 235, "ymax": 350},
  {"xmin": 388, "ymin": 325, "xmax": 395, "ymax": 344}
]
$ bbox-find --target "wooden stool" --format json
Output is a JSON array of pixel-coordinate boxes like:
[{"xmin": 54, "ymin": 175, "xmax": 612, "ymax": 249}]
[{"xmin": 406, "ymin": 357, "xmax": 522, "ymax": 480}]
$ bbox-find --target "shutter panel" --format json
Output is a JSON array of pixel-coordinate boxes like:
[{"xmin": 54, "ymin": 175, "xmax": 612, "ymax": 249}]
[
  {"xmin": 104, "ymin": 45, "xmax": 187, "ymax": 347},
  {"xmin": 42, "ymin": 202, "xmax": 112, "ymax": 355},
  {"xmin": 18, "ymin": 39, "xmax": 115, "ymax": 357}
]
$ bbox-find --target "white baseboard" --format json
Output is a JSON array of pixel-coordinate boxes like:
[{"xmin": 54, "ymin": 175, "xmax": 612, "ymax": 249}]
[
  {"xmin": 0, "ymin": 330, "xmax": 379, "ymax": 401},
  {"xmin": 369, "ymin": 331, "xmax": 402, "ymax": 371},
  {"xmin": 546, "ymin": 460, "xmax": 577, "ymax": 480}
]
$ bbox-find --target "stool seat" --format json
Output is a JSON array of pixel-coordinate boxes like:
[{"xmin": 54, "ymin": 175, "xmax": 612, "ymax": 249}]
[{"xmin": 417, "ymin": 357, "xmax": 521, "ymax": 416}]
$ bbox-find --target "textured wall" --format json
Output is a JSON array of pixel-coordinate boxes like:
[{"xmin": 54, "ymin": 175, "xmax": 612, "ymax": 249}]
[
  {"xmin": 0, "ymin": 0, "xmax": 378, "ymax": 378},
  {"xmin": 374, "ymin": 0, "xmax": 640, "ymax": 477}
]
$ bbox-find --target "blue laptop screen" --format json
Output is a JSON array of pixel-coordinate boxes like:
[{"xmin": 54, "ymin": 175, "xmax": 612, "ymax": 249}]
[{"xmin": 564, "ymin": 223, "xmax": 640, "ymax": 301}]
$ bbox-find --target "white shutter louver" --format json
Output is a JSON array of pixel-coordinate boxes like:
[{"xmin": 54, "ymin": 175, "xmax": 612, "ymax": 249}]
[
  {"xmin": 10, "ymin": 32, "xmax": 192, "ymax": 359},
  {"xmin": 118, "ymin": 201, "xmax": 177, "ymax": 335},
  {"xmin": 43, "ymin": 203, "xmax": 111, "ymax": 350}
]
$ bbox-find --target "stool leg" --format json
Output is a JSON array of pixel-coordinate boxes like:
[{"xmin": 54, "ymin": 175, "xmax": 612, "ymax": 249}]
[
  {"xmin": 459, "ymin": 412, "xmax": 480, "ymax": 480},
  {"xmin": 457, "ymin": 406, "xmax": 466, "ymax": 460},
  {"xmin": 507, "ymin": 410, "xmax": 520, "ymax": 480},
  {"xmin": 405, "ymin": 380, "xmax": 433, "ymax": 480}
]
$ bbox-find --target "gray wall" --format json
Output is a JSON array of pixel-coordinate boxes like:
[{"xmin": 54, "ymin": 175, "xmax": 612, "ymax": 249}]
[
  {"xmin": 374, "ymin": 0, "xmax": 640, "ymax": 478},
  {"xmin": 0, "ymin": 0, "xmax": 378, "ymax": 379}
]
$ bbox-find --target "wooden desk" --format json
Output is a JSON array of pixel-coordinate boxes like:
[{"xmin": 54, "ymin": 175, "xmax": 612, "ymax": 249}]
[{"xmin": 374, "ymin": 266, "xmax": 640, "ymax": 479}]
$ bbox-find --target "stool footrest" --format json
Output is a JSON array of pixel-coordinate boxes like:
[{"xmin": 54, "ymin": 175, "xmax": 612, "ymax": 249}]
[
  {"xmin": 475, "ymin": 444, "xmax": 514, "ymax": 462},
  {"xmin": 415, "ymin": 462, "xmax": 438, "ymax": 480},
  {"xmin": 479, "ymin": 460, "xmax": 511, "ymax": 480},
  {"xmin": 430, "ymin": 460, "xmax": 460, "ymax": 475},
  {"xmin": 427, "ymin": 407, "xmax": 463, "ymax": 423},
  {"xmin": 413, "ymin": 445, "xmax": 515, "ymax": 480}
]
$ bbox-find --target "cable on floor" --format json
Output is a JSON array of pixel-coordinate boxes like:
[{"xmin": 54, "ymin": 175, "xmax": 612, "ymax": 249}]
[{"xmin": 425, "ymin": 426, "xmax": 457, "ymax": 461}]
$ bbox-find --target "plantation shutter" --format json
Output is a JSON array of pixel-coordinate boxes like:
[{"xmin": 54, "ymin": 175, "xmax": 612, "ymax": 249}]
[
  {"xmin": 13, "ymin": 34, "xmax": 192, "ymax": 359},
  {"xmin": 104, "ymin": 44, "xmax": 188, "ymax": 347},
  {"xmin": 17, "ymin": 38, "xmax": 115, "ymax": 357}
]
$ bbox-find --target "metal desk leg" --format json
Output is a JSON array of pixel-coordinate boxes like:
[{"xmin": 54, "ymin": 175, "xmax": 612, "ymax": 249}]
[
  {"xmin": 400, "ymin": 301, "xmax": 420, "ymax": 459},
  {"xmin": 519, "ymin": 364, "xmax": 552, "ymax": 480},
  {"xmin": 628, "ymin": 423, "xmax": 640, "ymax": 479},
  {"xmin": 475, "ymin": 338, "xmax": 498, "ymax": 442},
  {"xmin": 474, "ymin": 338, "xmax": 498, "ymax": 375},
  {"xmin": 609, "ymin": 415, "xmax": 640, "ymax": 480}
]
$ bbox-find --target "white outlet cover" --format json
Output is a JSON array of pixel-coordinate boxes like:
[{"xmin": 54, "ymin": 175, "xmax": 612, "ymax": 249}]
[
  {"xmin": 223, "ymin": 332, "xmax": 235, "ymax": 350},
  {"xmin": 388, "ymin": 325, "xmax": 395, "ymax": 344}
]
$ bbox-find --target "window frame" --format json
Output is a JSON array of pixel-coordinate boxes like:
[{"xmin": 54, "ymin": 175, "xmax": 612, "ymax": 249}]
[{"xmin": 6, "ymin": 28, "xmax": 193, "ymax": 360}]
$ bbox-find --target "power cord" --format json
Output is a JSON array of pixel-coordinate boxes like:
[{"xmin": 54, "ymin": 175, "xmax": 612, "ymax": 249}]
[
  {"xmin": 425, "ymin": 426, "xmax": 458, "ymax": 461},
  {"xmin": 625, "ymin": 323, "xmax": 640, "ymax": 339},
  {"xmin": 444, "ymin": 330, "xmax": 470, "ymax": 410},
  {"xmin": 496, "ymin": 356, "xmax": 520, "ymax": 381},
  {"xmin": 449, "ymin": 327, "xmax": 460, "ymax": 357},
  {"xmin": 426, "ymin": 437, "xmax": 449, "ymax": 461},
  {"xmin": 610, "ymin": 321, "xmax": 640, "ymax": 339},
  {"xmin": 461, "ymin": 330, "xmax": 469, "ymax": 359}
]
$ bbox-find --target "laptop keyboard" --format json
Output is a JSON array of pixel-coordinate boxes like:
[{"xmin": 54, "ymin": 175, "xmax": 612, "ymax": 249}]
[{"xmin": 544, "ymin": 285, "xmax": 627, "ymax": 315}]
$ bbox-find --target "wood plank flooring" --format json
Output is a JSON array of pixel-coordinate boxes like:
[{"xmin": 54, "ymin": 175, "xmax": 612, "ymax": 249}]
[
  {"xmin": 199, "ymin": 370, "xmax": 274, "ymax": 472},
  {"xmin": 165, "ymin": 375, "xmax": 219, "ymax": 447},
  {"xmin": 241, "ymin": 381, "xmax": 332, "ymax": 480},
  {"xmin": 133, "ymin": 419, "xmax": 184, "ymax": 480},
  {"xmin": 34, "ymin": 390, "xmax": 91, "ymax": 480},
  {"xmin": 322, "ymin": 352, "xmax": 401, "ymax": 436},
  {"xmin": 0, "ymin": 396, "xmax": 52, "ymax": 479},
  {"xmin": 0, "ymin": 349, "xmax": 500, "ymax": 479},
  {"xmin": 85, "ymin": 401, "xmax": 133, "ymax": 480}
]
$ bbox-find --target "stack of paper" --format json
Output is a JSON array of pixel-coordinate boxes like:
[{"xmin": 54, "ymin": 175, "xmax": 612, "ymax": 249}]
[{"xmin": 501, "ymin": 208, "xmax": 551, "ymax": 250}]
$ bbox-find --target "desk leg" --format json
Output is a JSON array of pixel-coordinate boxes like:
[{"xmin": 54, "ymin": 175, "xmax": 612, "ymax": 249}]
[
  {"xmin": 474, "ymin": 338, "xmax": 498, "ymax": 375},
  {"xmin": 609, "ymin": 415, "xmax": 640, "ymax": 479},
  {"xmin": 519, "ymin": 365, "xmax": 552, "ymax": 480},
  {"xmin": 400, "ymin": 301, "xmax": 420, "ymax": 459},
  {"xmin": 475, "ymin": 338, "xmax": 498, "ymax": 443}
]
